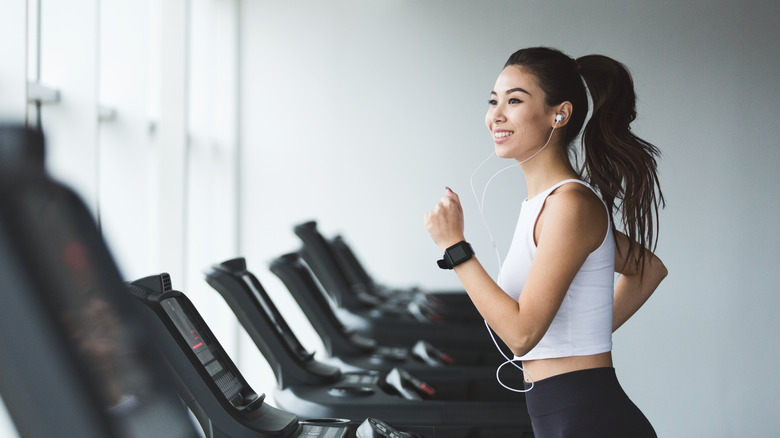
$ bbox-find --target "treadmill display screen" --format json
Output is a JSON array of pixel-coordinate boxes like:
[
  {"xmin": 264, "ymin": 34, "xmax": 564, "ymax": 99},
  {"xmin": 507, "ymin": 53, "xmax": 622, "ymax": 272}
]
[
  {"xmin": 160, "ymin": 298, "xmax": 215, "ymax": 366},
  {"xmin": 160, "ymin": 297, "xmax": 253, "ymax": 408}
]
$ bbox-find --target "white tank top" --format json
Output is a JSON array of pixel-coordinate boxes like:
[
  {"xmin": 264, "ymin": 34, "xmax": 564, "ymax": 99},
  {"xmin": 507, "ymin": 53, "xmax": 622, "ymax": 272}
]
[{"xmin": 498, "ymin": 179, "xmax": 614, "ymax": 361}]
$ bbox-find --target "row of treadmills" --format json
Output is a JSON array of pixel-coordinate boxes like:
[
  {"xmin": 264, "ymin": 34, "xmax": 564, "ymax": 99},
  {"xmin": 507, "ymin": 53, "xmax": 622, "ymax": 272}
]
[{"xmin": 0, "ymin": 125, "xmax": 534, "ymax": 438}]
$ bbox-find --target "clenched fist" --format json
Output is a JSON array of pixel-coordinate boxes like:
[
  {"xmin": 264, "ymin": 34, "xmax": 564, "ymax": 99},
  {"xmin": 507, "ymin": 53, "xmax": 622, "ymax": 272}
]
[{"xmin": 424, "ymin": 187, "xmax": 467, "ymax": 252}]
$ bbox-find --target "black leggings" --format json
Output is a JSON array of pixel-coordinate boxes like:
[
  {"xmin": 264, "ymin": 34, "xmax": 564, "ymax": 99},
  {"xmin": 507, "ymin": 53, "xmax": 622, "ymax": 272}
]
[{"xmin": 523, "ymin": 367, "xmax": 656, "ymax": 438}]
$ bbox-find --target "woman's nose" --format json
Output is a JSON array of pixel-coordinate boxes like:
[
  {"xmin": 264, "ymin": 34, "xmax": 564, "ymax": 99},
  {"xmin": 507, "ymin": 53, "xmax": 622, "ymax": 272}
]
[{"xmin": 489, "ymin": 107, "xmax": 506, "ymax": 124}]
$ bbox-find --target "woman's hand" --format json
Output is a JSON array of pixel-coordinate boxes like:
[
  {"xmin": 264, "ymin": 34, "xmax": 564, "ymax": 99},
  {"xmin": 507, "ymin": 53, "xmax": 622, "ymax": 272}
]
[
  {"xmin": 424, "ymin": 187, "xmax": 466, "ymax": 252},
  {"xmin": 612, "ymin": 231, "xmax": 668, "ymax": 331}
]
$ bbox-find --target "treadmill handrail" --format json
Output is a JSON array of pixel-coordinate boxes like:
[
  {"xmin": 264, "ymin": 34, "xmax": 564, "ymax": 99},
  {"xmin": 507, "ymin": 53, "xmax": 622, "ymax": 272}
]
[
  {"xmin": 293, "ymin": 221, "xmax": 367, "ymax": 311},
  {"xmin": 270, "ymin": 253, "xmax": 378, "ymax": 357},
  {"xmin": 205, "ymin": 258, "xmax": 341, "ymax": 389}
]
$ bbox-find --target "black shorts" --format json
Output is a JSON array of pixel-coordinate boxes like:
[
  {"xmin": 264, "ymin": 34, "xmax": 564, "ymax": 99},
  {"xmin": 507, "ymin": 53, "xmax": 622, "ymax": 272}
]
[{"xmin": 523, "ymin": 367, "xmax": 656, "ymax": 438}]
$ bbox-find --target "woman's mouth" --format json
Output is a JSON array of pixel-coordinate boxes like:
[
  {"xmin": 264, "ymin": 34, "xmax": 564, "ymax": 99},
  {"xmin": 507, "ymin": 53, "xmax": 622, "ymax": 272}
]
[{"xmin": 493, "ymin": 130, "xmax": 514, "ymax": 143}]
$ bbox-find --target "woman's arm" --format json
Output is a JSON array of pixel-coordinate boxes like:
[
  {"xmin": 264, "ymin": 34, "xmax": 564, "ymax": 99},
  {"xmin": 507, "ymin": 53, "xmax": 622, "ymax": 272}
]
[
  {"xmin": 612, "ymin": 231, "xmax": 668, "ymax": 331},
  {"xmin": 425, "ymin": 187, "xmax": 604, "ymax": 356}
]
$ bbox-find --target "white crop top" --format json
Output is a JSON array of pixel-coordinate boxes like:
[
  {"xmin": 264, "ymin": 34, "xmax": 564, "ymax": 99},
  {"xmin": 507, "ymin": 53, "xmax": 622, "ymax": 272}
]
[{"xmin": 498, "ymin": 179, "xmax": 615, "ymax": 361}]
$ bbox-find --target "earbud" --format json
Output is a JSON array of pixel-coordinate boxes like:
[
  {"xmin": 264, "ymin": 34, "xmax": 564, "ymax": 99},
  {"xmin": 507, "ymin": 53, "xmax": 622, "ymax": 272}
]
[{"xmin": 555, "ymin": 114, "xmax": 564, "ymax": 123}]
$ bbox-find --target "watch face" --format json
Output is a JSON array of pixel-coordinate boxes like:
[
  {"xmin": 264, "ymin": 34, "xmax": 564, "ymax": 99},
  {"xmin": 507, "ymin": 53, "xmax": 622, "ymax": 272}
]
[
  {"xmin": 447, "ymin": 242, "xmax": 473, "ymax": 266},
  {"xmin": 449, "ymin": 244, "xmax": 469, "ymax": 261}
]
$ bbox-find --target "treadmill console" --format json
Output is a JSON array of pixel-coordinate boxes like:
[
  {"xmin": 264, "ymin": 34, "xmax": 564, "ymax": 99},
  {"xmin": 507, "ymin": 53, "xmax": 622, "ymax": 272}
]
[
  {"xmin": 0, "ymin": 151, "xmax": 197, "ymax": 437},
  {"xmin": 158, "ymin": 296, "xmax": 262, "ymax": 410},
  {"xmin": 132, "ymin": 275, "xmax": 426, "ymax": 438}
]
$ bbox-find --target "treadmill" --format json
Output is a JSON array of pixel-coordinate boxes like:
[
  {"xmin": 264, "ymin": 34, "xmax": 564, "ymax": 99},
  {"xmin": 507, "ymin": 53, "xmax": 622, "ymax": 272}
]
[
  {"xmin": 328, "ymin": 234, "xmax": 478, "ymax": 322},
  {"xmin": 200, "ymin": 261, "xmax": 533, "ymax": 436},
  {"xmin": 269, "ymin": 251, "xmax": 501, "ymax": 365},
  {"xmin": 128, "ymin": 273, "xmax": 429, "ymax": 438},
  {"xmin": 266, "ymin": 254, "xmax": 471, "ymax": 368},
  {"xmin": 207, "ymin": 257, "xmax": 524, "ymax": 393},
  {"xmin": 292, "ymin": 222, "xmax": 493, "ymax": 350},
  {"xmin": 265, "ymin": 254, "xmax": 513, "ymax": 370},
  {"xmin": 0, "ymin": 125, "xmax": 199, "ymax": 438}
]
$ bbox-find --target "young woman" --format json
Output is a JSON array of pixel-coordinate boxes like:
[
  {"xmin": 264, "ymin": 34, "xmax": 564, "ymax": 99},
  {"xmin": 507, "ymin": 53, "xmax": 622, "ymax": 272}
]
[{"xmin": 424, "ymin": 47, "xmax": 667, "ymax": 437}]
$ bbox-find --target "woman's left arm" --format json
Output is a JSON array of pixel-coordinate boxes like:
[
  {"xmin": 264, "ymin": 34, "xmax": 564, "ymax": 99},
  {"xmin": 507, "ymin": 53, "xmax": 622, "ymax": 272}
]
[{"xmin": 612, "ymin": 231, "xmax": 668, "ymax": 331}]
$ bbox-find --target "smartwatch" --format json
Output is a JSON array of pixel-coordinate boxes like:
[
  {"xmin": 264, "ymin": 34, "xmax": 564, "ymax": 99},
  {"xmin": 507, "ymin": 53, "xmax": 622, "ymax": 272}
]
[{"xmin": 437, "ymin": 241, "xmax": 474, "ymax": 270}]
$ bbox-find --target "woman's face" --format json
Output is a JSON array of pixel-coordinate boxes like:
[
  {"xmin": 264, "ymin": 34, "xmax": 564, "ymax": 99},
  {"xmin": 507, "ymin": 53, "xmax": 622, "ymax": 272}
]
[{"xmin": 485, "ymin": 65, "xmax": 556, "ymax": 161}]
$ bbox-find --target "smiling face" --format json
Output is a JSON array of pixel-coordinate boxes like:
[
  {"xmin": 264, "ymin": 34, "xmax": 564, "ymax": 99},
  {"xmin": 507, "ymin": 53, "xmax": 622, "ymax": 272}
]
[{"xmin": 485, "ymin": 65, "xmax": 559, "ymax": 161}]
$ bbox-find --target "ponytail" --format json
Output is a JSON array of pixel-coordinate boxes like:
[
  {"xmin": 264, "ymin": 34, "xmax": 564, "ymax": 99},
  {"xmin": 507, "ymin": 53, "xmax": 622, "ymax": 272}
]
[
  {"xmin": 576, "ymin": 55, "xmax": 665, "ymax": 270},
  {"xmin": 503, "ymin": 47, "xmax": 665, "ymax": 272}
]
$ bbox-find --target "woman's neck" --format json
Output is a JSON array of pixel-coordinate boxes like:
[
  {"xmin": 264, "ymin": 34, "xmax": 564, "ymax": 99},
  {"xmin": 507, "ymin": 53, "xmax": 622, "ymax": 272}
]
[{"xmin": 519, "ymin": 146, "xmax": 579, "ymax": 198}]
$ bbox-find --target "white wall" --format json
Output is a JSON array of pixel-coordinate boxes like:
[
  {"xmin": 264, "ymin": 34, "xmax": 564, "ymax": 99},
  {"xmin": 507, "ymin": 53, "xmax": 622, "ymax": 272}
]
[
  {"xmin": 240, "ymin": 1, "xmax": 780, "ymax": 436},
  {"xmin": 0, "ymin": 0, "xmax": 26, "ymax": 123},
  {"xmin": 0, "ymin": 1, "xmax": 240, "ymax": 436}
]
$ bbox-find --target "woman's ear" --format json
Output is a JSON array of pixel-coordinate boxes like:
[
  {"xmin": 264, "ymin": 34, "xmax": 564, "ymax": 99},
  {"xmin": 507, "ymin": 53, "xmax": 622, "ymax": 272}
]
[{"xmin": 552, "ymin": 101, "xmax": 573, "ymax": 127}]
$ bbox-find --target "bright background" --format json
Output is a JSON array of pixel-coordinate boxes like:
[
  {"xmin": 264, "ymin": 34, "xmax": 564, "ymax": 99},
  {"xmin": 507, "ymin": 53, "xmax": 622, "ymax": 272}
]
[{"xmin": 2, "ymin": 1, "xmax": 779, "ymax": 436}]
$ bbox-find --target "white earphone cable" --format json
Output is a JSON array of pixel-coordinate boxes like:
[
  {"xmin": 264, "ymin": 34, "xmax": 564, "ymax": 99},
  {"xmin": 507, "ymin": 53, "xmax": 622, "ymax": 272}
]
[{"xmin": 468, "ymin": 119, "xmax": 561, "ymax": 393}]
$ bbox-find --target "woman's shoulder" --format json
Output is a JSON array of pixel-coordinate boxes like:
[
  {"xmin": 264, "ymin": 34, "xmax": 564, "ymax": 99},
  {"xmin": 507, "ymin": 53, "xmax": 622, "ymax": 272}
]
[
  {"xmin": 547, "ymin": 180, "xmax": 602, "ymax": 210},
  {"xmin": 543, "ymin": 182, "xmax": 608, "ymax": 247}
]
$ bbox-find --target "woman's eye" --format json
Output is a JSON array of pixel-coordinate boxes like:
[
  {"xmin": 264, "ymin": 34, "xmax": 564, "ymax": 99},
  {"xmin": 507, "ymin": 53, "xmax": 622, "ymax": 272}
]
[
  {"xmin": 487, "ymin": 99, "xmax": 497, "ymax": 105},
  {"xmin": 509, "ymin": 98, "xmax": 523, "ymax": 104}
]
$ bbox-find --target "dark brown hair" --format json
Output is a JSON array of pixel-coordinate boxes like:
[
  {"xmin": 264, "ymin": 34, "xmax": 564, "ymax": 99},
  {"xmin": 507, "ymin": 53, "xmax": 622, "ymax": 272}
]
[{"xmin": 504, "ymin": 47, "xmax": 665, "ymax": 269}]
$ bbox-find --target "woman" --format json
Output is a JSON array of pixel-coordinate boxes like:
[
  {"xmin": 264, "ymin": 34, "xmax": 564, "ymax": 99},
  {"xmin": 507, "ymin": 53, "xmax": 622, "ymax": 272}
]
[{"xmin": 424, "ymin": 47, "xmax": 667, "ymax": 437}]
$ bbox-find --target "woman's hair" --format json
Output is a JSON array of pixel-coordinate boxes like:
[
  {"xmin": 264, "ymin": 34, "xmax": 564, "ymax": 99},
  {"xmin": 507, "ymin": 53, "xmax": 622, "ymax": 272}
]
[{"xmin": 504, "ymin": 47, "xmax": 665, "ymax": 269}]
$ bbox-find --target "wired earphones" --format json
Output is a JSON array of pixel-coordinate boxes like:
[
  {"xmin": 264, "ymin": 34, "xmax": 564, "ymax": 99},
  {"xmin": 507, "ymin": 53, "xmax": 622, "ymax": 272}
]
[{"xmin": 468, "ymin": 115, "xmax": 563, "ymax": 393}]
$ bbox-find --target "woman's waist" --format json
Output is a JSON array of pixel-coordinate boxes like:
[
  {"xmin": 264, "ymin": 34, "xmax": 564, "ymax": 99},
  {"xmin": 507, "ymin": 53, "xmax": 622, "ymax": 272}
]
[{"xmin": 520, "ymin": 351, "xmax": 613, "ymax": 382}]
